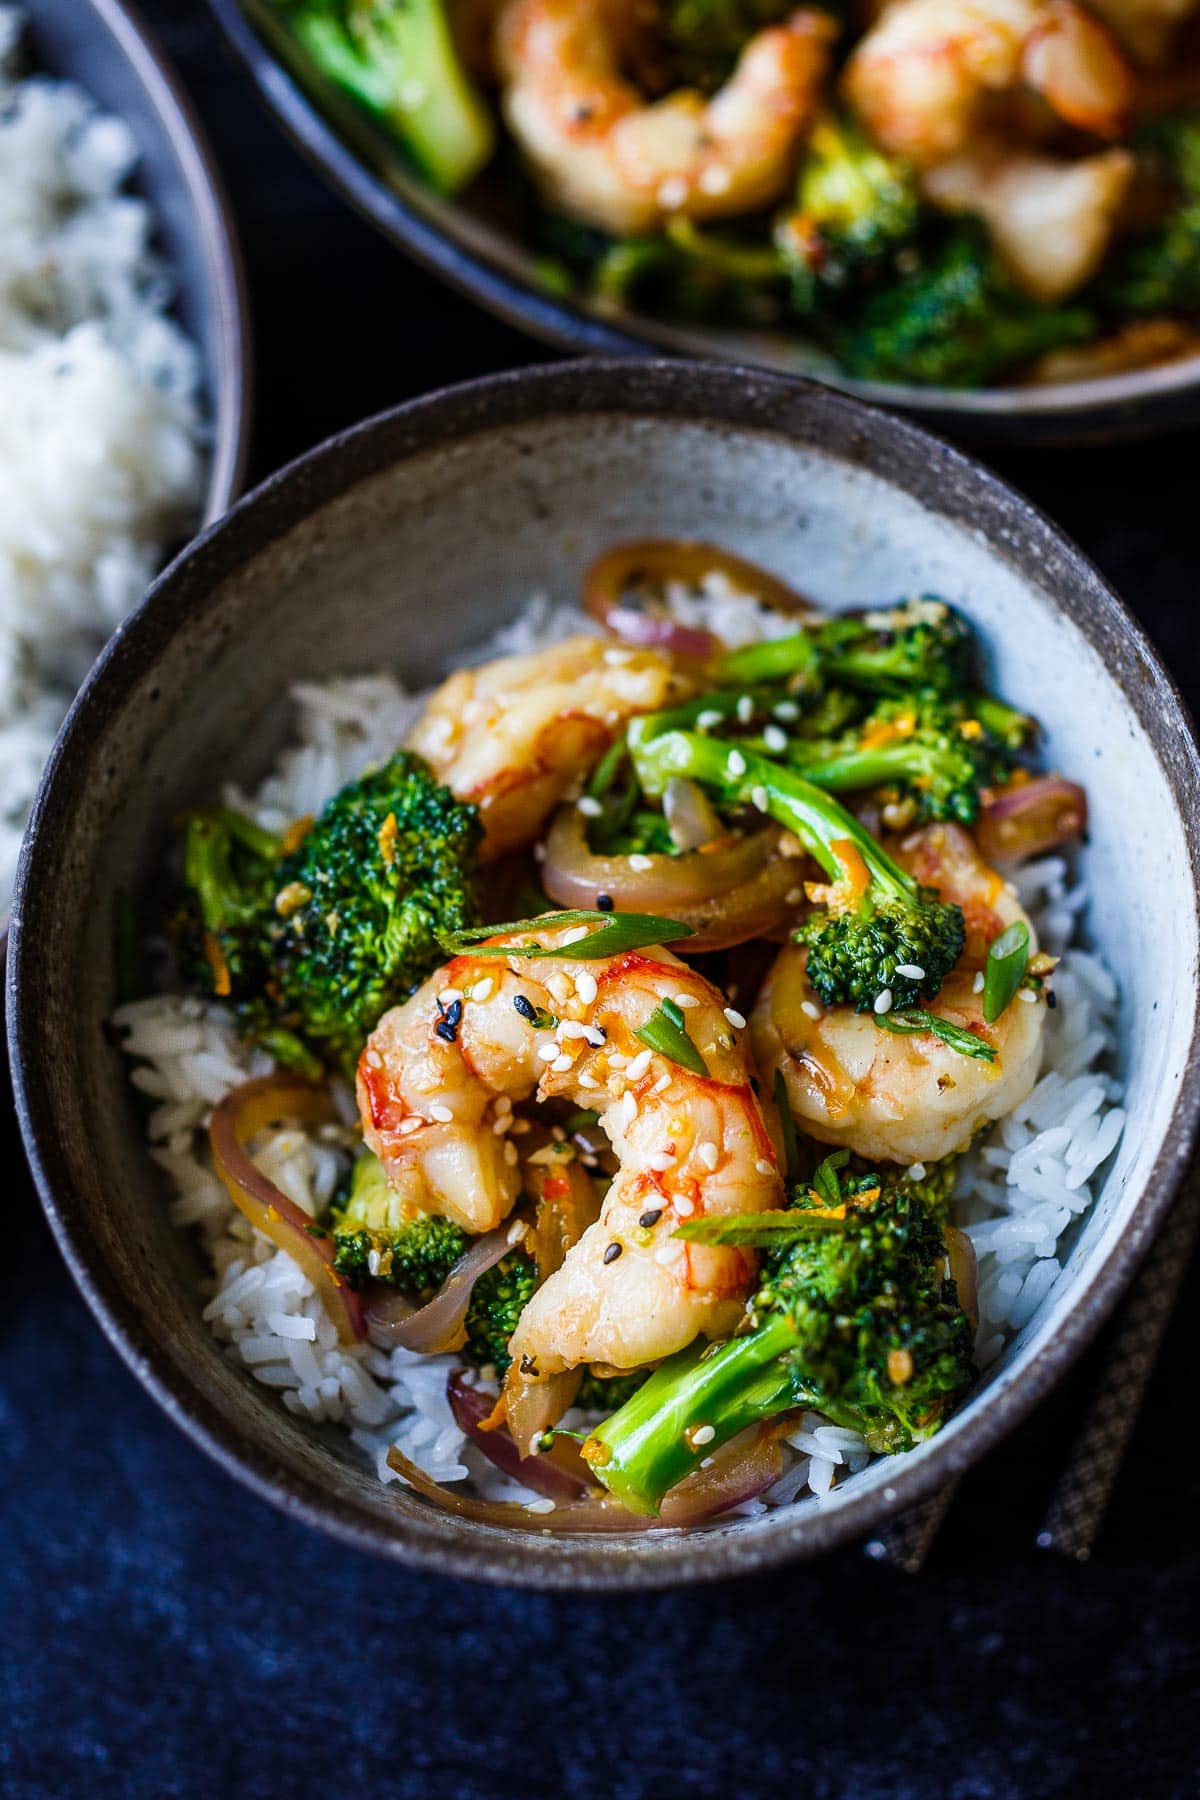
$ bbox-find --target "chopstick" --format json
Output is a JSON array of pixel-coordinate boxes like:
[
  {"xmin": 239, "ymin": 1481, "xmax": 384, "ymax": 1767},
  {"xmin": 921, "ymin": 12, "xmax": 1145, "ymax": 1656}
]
[{"xmin": 1036, "ymin": 1163, "xmax": 1200, "ymax": 1560}]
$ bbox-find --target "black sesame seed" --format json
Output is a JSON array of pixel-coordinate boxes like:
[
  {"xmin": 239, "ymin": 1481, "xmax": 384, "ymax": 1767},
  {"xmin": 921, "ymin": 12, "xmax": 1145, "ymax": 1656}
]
[
  {"xmin": 639, "ymin": 1208, "xmax": 663, "ymax": 1229},
  {"xmin": 1047, "ymin": 989, "xmax": 1058, "ymax": 1010},
  {"xmin": 596, "ymin": 893, "xmax": 614, "ymax": 911},
  {"xmin": 434, "ymin": 1020, "xmax": 458, "ymax": 1044},
  {"xmin": 603, "ymin": 1241, "xmax": 623, "ymax": 1264},
  {"xmin": 513, "ymin": 993, "xmax": 537, "ymax": 1021},
  {"xmin": 445, "ymin": 999, "xmax": 463, "ymax": 1028}
]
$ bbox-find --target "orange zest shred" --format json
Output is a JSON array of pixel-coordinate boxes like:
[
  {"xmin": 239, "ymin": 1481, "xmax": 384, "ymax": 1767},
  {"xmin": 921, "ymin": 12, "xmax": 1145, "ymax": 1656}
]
[
  {"xmin": 378, "ymin": 810, "xmax": 399, "ymax": 868},
  {"xmin": 281, "ymin": 813, "xmax": 314, "ymax": 854},
  {"xmin": 804, "ymin": 839, "xmax": 871, "ymax": 914},
  {"xmin": 203, "ymin": 931, "xmax": 232, "ymax": 997}
]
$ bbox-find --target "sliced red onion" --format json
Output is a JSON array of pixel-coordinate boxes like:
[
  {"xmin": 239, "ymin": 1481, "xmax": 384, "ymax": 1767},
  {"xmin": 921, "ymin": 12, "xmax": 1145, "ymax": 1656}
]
[
  {"xmin": 364, "ymin": 1222, "xmax": 514, "ymax": 1353},
  {"xmin": 584, "ymin": 540, "xmax": 815, "ymax": 662},
  {"xmin": 605, "ymin": 606, "xmax": 720, "ymax": 662},
  {"xmin": 448, "ymin": 1371, "xmax": 590, "ymax": 1500},
  {"xmin": 978, "ymin": 775, "xmax": 1088, "ymax": 864},
  {"xmin": 944, "ymin": 1226, "xmax": 980, "ymax": 1334},
  {"xmin": 209, "ymin": 1075, "xmax": 365, "ymax": 1344}
]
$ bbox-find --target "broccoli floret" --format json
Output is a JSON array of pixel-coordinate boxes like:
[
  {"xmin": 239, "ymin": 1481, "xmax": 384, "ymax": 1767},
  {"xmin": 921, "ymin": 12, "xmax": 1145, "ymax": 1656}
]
[
  {"xmin": 268, "ymin": 750, "xmax": 482, "ymax": 1074},
  {"xmin": 583, "ymin": 1154, "xmax": 975, "ymax": 1513},
  {"xmin": 332, "ymin": 1150, "xmax": 469, "ymax": 1292},
  {"xmin": 779, "ymin": 113, "xmax": 919, "ymax": 313},
  {"xmin": 781, "ymin": 691, "xmax": 1027, "ymax": 826},
  {"xmin": 657, "ymin": 0, "xmax": 798, "ymax": 90},
  {"xmin": 576, "ymin": 1367, "xmax": 650, "ymax": 1413},
  {"xmin": 1098, "ymin": 110, "xmax": 1200, "ymax": 318},
  {"xmin": 836, "ymin": 226, "xmax": 1095, "ymax": 388},
  {"xmin": 267, "ymin": 0, "xmax": 495, "ymax": 193},
  {"xmin": 631, "ymin": 726, "xmax": 964, "ymax": 1010},
  {"xmin": 464, "ymin": 1252, "xmax": 540, "ymax": 1373},
  {"xmin": 721, "ymin": 596, "xmax": 973, "ymax": 696}
]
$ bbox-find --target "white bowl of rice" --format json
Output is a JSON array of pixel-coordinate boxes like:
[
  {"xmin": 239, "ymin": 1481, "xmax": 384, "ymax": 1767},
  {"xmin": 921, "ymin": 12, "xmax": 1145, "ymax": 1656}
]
[
  {"xmin": 0, "ymin": 0, "xmax": 249, "ymax": 911},
  {"xmin": 10, "ymin": 361, "xmax": 1200, "ymax": 1589}
]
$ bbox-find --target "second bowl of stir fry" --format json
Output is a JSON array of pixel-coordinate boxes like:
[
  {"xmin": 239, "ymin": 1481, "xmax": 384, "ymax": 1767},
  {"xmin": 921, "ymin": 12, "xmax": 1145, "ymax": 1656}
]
[{"xmin": 214, "ymin": 0, "xmax": 1200, "ymax": 432}]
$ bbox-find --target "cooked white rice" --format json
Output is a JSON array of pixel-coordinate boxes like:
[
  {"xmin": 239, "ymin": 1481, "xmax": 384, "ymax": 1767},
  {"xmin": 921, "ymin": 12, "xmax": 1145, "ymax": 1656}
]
[
  {"xmin": 0, "ymin": 7, "xmax": 205, "ymax": 905},
  {"xmin": 115, "ymin": 596, "xmax": 1125, "ymax": 1518}
]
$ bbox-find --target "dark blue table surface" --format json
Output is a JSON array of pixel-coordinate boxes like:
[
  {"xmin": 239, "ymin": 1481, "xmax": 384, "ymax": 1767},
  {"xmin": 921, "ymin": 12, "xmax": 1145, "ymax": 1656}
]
[{"xmin": 5, "ymin": 5, "xmax": 1200, "ymax": 1794}]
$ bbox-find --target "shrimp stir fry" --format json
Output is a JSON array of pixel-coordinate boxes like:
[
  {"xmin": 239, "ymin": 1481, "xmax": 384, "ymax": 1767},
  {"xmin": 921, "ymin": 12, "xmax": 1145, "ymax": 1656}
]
[
  {"xmin": 358, "ymin": 920, "xmax": 782, "ymax": 1372},
  {"xmin": 752, "ymin": 825, "xmax": 1046, "ymax": 1166},
  {"xmin": 495, "ymin": 0, "xmax": 835, "ymax": 235}
]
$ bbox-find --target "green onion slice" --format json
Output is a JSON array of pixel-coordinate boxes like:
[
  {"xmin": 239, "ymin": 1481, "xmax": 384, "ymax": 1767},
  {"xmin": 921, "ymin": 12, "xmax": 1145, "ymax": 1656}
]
[
  {"xmin": 983, "ymin": 920, "xmax": 1031, "ymax": 1024},
  {"xmin": 875, "ymin": 1009, "xmax": 996, "ymax": 1062},
  {"xmin": 676, "ymin": 1210, "xmax": 849, "ymax": 1246},
  {"xmin": 810, "ymin": 1148, "xmax": 850, "ymax": 1208},
  {"xmin": 441, "ymin": 909, "xmax": 694, "ymax": 961},
  {"xmin": 772, "ymin": 1067, "xmax": 802, "ymax": 1188},
  {"xmin": 634, "ymin": 999, "xmax": 708, "ymax": 1076}
]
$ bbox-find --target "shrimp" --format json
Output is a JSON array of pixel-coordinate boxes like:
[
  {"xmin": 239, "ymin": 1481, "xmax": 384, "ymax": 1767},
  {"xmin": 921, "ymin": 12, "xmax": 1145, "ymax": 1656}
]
[
  {"xmin": 494, "ymin": 0, "xmax": 835, "ymax": 236},
  {"xmin": 923, "ymin": 142, "xmax": 1134, "ymax": 299},
  {"xmin": 358, "ymin": 920, "xmax": 782, "ymax": 1370},
  {"xmin": 408, "ymin": 635, "xmax": 688, "ymax": 860},
  {"xmin": 843, "ymin": 0, "xmax": 1132, "ymax": 168},
  {"xmin": 751, "ymin": 823, "xmax": 1045, "ymax": 1166}
]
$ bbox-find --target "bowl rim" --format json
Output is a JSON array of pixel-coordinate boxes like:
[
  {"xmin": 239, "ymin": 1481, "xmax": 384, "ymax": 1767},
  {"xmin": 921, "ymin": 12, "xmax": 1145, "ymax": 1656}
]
[
  {"xmin": 205, "ymin": 0, "xmax": 1200, "ymax": 444},
  {"xmin": 84, "ymin": 0, "xmax": 254, "ymax": 521},
  {"xmin": 10, "ymin": 358, "xmax": 1200, "ymax": 1589}
]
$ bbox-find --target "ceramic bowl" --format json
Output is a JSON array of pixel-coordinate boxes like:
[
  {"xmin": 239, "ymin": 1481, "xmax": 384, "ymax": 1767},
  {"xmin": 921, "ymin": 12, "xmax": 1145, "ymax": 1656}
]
[
  {"xmin": 10, "ymin": 361, "xmax": 1200, "ymax": 1589},
  {"xmin": 207, "ymin": 0, "xmax": 1199, "ymax": 447}
]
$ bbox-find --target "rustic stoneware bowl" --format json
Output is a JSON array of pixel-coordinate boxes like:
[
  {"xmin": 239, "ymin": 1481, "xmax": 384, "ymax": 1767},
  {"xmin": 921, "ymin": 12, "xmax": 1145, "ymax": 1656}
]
[{"xmin": 10, "ymin": 361, "xmax": 1200, "ymax": 1589}]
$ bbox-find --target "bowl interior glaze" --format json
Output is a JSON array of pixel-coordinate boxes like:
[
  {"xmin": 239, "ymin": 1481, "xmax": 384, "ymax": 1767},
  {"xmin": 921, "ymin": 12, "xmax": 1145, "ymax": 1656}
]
[{"xmin": 10, "ymin": 363, "xmax": 1200, "ymax": 1588}]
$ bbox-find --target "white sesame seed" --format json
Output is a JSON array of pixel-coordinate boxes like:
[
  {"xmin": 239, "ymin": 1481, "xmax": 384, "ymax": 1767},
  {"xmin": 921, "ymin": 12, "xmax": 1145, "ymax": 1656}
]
[
  {"xmin": 538, "ymin": 1041, "xmax": 559, "ymax": 1062},
  {"xmin": 763, "ymin": 724, "xmax": 788, "ymax": 753},
  {"xmin": 510, "ymin": 1117, "xmax": 532, "ymax": 1135},
  {"xmin": 437, "ymin": 987, "xmax": 462, "ymax": 1007},
  {"xmin": 583, "ymin": 1025, "xmax": 606, "ymax": 1047},
  {"xmin": 627, "ymin": 1048, "xmax": 653, "ymax": 1080},
  {"xmin": 495, "ymin": 1094, "xmax": 512, "ymax": 1115},
  {"xmin": 755, "ymin": 1159, "xmax": 774, "ymax": 1176},
  {"xmin": 696, "ymin": 709, "xmax": 724, "ymax": 732},
  {"xmin": 907, "ymin": 1163, "xmax": 927, "ymax": 1180},
  {"xmin": 609, "ymin": 1052, "xmax": 629, "ymax": 1069},
  {"xmin": 549, "ymin": 973, "xmax": 572, "ymax": 1003},
  {"xmin": 576, "ymin": 972, "xmax": 598, "ymax": 1005},
  {"xmin": 698, "ymin": 162, "xmax": 731, "ymax": 195},
  {"xmin": 578, "ymin": 1071, "xmax": 600, "ymax": 1090},
  {"xmin": 972, "ymin": 970, "xmax": 986, "ymax": 994},
  {"xmin": 649, "ymin": 1150, "xmax": 675, "ymax": 1172},
  {"xmin": 525, "ymin": 1497, "xmax": 556, "ymax": 1515},
  {"xmin": 1018, "ymin": 987, "xmax": 1039, "ymax": 1004},
  {"xmin": 874, "ymin": 989, "xmax": 894, "ymax": 1015},
  {"xmin": 652, "ymin": 1072, "xmax": 671, "ymax": 1094},
  {"xmin": 507, "ymin": 1218, "xmax": 528, "ymax": 1245},
  {"xmin": 577, "ymin": 795, "xmax": 603, "ymax": 817},
  {"xmin": 723, "ymin": 1006, "xmax": 746, "ymax": 1029},
  {"xmin": 367, "ymin": 1249, "xmax": 381, "ymax": 1277},
  {"xmin": 492, "ymin": 1114, "xmax": 511, "ymax": 1135},
  {"xmin": 698, "ymin": 1141, "xmax": 719, "ymax": 1170},
  {"xmin": 620, "ymin": 1091, "xmax": 638, "ymax": 1129},
  {"xmin": 674, "ymin": 1193, "xmax": 695, "ymax": 1216},
  {"xmin": 752, "ymin": 786, "xmax": 771, "ymax": 814},
  {"xmin": 786, "ymin": 888, "xmax": 804, "ymax": 906},
  {"xmin": 629, "ymin": 853, "xmax": 654, "ymax": 872},
  {"xmin": 727, "ymin": 749, "xmax": 747, "ymax": 777},
  {"xmin": 774, "ymin": 700, "xmax": 800, "ymax": 721},
  {"xmin": 551, "ymin": 1053, "xmax": 574, "ymax": 1073},
  {"xmin": 692, "ymin": 1424, "xmax": 716, "ymax": 1446},
  {"xmin": 674, "ymin": 993, "xmax": 700, "ymax": 1009},
  {"xmin": 399, "ymin": 1115, "xmax": 423, "ymax": 1135},
  {"xmin": 736, "ymin": 694, "xmax": 754, "ymax": 724},
  {"xmin": 504, "ymin": 1140, "xmax": 519, "ymax": 1166},
  {"xmin": 429, "ymin": 1104, "xmax": 453, "ymax": 1123},
  {"xmin": 801, "ymin": 1000, "xmax": 822, "ymax": 1021},
  {"xmin": 559, "ymin": 1019, "xmax": 588, "ymax": 1039},
  {"xmin": 561, "ymin": 925, "xmax": 590, "ymax": 945},
  {"xmin": 895, "ymin": 963, "xmax": 925, "ymax": 981},
  {"xmin": 657, "ymin": 175, "xmax": 688, "ymax": 208},
  {"xmin": 470, "ymin": 976, "xmax": 495, "ymax": 1004}
]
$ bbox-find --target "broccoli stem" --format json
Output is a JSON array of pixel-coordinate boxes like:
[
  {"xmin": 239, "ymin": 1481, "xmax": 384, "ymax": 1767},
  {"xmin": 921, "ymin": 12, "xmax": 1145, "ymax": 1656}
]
[
  {"xmin": 583, "ymin": 1321, "xmax": 799, "ymax": 1514},
  {"xmin": 283, "ymin": 0, "xmax": 495, "ymax": 195},
  {"xmin": 630, "ymin": 727, "xmax": 916, "ymax": 907},
  {"xmin": 720, "ymin": 632, "xmax": 820, "ymax": 687}
]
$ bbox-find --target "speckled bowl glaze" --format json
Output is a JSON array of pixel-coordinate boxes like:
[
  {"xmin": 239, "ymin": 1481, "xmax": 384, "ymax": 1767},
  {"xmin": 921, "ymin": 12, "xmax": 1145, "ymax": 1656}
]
[{"xmin": 10, "ymin": 362, "xmax": 1200, "ymax": 1589}]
